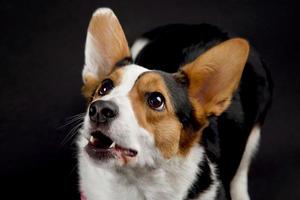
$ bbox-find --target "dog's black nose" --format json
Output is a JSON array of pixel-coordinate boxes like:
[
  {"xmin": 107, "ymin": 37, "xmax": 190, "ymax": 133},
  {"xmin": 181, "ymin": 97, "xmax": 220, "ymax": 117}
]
[{"xmin": 89, "ymin": 100, "xmax": 118, "ymax": 123}]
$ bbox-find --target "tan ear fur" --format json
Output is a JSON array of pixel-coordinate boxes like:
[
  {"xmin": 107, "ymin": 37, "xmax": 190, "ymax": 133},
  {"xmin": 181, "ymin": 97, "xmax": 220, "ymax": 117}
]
[
  {"xmin": 81, "ymin": 73, "xmax": 100, "ymax": 101},
  {"xmin": 181, "ymin": 38, "xmax": 250, "ymax": 116},
  {"xmin": 82, "ymin": 8, "xmax": 130, "ymax": 98}
]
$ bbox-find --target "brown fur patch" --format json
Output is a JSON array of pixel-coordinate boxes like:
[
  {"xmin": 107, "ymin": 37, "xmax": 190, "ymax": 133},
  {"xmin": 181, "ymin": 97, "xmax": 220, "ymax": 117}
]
[
  {"xmin": 93, "ymin": 68, "xmax": 124, "ymax": 99},
  {"xmin": 129, "ymin": 72, "xmax": 181, "ymax": 158},
  {"xmin": 107, "ymin": 68, "xmax": 124, "ymax": 87},
  {"xmin": 180, "ymin": 38, "xmax": 249, "ymax": 116},
  {"xmin": 83, "ymin": 67, "xmax": 125, "ymax": 102},
  {"xmin": 129, "ymin": 72, "xmax": 206, "ymax": 158},
  {"xmin": 82, "ymin": 73, "xmax": 100, "ymax": 101},
  {"xmin": 178, "ymin": 98, "xmax": 208, "ymax": 156}
]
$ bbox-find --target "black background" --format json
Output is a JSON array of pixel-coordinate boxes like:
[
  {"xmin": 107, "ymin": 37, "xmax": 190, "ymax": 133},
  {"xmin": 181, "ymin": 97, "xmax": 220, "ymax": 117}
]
[{"xmin": 1, "ymin": 0, "xmax": 299, "ymax": 199}]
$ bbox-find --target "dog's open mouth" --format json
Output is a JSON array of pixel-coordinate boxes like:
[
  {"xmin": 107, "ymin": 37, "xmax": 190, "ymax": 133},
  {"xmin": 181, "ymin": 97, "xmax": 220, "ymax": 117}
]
[{"xmin": 85, "ymin": 131, "xmax": 137, "ymax": 160}]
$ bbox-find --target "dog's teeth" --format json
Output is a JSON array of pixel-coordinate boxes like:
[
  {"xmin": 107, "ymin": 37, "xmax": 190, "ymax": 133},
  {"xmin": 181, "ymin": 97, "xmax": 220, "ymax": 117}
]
[
  {"xmin": 90, "ymin": 136, "xmax": 95, "ymax": 143},
  {"xmin": 110, "ymin": 142, "xmax": 115, "ymax": 148}
]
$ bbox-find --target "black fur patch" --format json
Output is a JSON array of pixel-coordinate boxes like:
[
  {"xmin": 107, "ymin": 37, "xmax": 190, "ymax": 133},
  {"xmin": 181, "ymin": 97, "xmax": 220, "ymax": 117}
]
[
  {"xmin": 185, "ymin": 156, "xmax": 213, "ymax": 199},
  {"xmin": 114, "ymin": 57, "xmax": 133, "ymax": 67},
  {"xmin": 156, "ymin": 70, "xmax": 201, "ymax": 131},
  {"xmin": 134, "ymin": 24, "xmax": 228, "ymax": 73}
]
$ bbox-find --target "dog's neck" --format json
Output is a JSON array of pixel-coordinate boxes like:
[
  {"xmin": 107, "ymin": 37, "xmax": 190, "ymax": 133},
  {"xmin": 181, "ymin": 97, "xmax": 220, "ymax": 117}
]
[{"xmin": 79, "ymin": 145, "xmax": 205, "ymax": 200}]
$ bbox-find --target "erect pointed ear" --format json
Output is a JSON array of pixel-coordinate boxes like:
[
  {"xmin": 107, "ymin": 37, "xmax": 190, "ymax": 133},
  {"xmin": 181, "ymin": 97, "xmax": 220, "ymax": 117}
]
[
  {"xmin": 82, "ymin": 8, "xmax": 130, "ymax": 98},
  {"xmin": 177, "ymin": 38, "xmax": 250, "ymax": 116}
]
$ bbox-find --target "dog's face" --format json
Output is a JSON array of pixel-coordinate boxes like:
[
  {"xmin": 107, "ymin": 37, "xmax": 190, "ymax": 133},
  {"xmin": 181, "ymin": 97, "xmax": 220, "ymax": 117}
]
[{"xmin": 78, "ymin": 8, "xmax": 249, "ymax": 168}]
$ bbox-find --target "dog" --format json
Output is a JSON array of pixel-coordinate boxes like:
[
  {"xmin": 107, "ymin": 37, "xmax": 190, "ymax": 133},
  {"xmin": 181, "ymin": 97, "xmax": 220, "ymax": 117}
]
[{"xmin": 77, "ymin": 8, "xmax": 272, "ymax": 200}]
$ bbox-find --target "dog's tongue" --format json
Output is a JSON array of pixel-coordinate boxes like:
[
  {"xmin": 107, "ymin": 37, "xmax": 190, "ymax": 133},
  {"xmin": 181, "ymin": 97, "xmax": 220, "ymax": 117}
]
[
  {"xmin": 115, "ymin": 144, "xmax": 137, "ymax": 157},
  {"xmin": 80, "ymin": 192, "xmax": 87, "ymax": 200},
  {"xmin": 90, "ymin": 132, "xmax": 113, "ymax": 149}
]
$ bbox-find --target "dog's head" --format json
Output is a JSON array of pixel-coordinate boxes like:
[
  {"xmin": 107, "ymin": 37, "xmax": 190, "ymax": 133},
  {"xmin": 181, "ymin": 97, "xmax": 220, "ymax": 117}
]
[{"xmin": 78, "ymin": 8, "xmax": 249, "ymax": 168}]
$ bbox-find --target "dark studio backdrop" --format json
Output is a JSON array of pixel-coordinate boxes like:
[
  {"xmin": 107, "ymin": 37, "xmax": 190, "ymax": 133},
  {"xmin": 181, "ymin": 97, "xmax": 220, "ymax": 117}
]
[{"xmin": 0, "ymin": 0, "xmax": 299, "ymax": 199}]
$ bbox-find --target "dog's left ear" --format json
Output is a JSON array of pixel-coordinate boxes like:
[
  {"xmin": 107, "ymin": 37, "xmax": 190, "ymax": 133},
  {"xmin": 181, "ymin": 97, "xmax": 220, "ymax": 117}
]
[
  {"xmin": 176, "ymin": 38, "xmax": 249, "ymax": 116},
  {"xmin": 82, "ymin": 8, "xmax": 130, "ymax": 98}
]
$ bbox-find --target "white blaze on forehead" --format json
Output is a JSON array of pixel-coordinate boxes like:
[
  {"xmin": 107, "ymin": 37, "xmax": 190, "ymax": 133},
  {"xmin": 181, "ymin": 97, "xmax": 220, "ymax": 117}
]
[
  {"xmin": 99, "ymin": 64, "xmax": 155, "ymax": 166},
  {"xmin": 101, "ymin": 64, "xmax": 149, "ymax": 100}
]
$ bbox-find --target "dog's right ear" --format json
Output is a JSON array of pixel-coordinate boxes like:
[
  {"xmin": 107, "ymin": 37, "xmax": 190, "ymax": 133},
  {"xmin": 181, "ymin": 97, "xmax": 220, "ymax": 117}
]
[{"xmin": 82, "ymin": 8, "xmax": 130, "ymax": 99}]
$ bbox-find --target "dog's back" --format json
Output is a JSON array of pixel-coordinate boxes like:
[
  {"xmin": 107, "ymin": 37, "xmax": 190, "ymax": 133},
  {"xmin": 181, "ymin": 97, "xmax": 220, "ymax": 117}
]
[{"xmin": 132, "ymin": 24, "xmax": 273, "ymax": 199}]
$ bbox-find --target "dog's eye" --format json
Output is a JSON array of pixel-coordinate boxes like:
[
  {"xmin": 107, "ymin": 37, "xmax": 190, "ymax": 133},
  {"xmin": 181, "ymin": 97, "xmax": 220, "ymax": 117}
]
[
  {"xmin": 147, "ymin": 92, "xmax": 165, "ymax": 111},
  {"xmin": 98, "ymin": 79, "xmax": 114, "ymax": 96}
]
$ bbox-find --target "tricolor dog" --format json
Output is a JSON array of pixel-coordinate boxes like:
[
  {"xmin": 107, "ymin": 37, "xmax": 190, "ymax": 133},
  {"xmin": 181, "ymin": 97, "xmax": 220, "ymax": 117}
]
[{"xmin": 77, "ymin": 8, "xmax": 272, "ymax": 200}]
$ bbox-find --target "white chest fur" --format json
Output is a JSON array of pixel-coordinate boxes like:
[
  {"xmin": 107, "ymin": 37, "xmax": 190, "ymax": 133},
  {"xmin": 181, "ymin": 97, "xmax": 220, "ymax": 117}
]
[{"xmin": 78, "ymin": 140, "xmax": 205, "ymax": 200}]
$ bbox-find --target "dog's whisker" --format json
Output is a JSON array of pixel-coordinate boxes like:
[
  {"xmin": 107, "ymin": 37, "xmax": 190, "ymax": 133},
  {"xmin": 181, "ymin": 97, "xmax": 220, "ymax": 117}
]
[
  {"xmin": 58, "ymin": 113, "xmax": 85, "ymax": 129},
  {"xmin": 65, "ymin": 113, "xmax": 85, "ymax": 123},
  {"xmin": 69, "ymin": 163, "xmax": 78, "ymax": 176},
  {"xmin": 65, "ymin": 122, "xmax": 83, "ymax": 143},
  {"xmin": 61, "ymin": 122, "xmax": 83, "ymax": 145},
  {"xmin": 65, "ymin": 113, "xmax": 85, "ymax": 120},
  {"xmin": 64, "ymin": 117, "xmax": 83, "ymax": 126}
]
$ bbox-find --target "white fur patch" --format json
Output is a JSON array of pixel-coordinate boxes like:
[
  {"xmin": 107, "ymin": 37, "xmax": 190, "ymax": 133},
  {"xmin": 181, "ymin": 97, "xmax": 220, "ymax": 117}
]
[
  {"xmin": 83, "ymin": 32, "xmax": 105, "ymax": 83},
  {"xmin": 230, "ymin": 125, "xmax": 261, "ymax": 200},
  {"xmin": 131, "ymin": 38, "xmax": 150, "ymax": 61},
  {"xmin": 93, "ymin": 7, "xmax": 113, "ymax": 16},
  {"xmin": 79, "ymin": 139, "xmax": 205, "ymax": 200}
]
